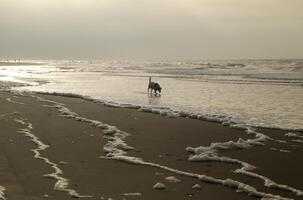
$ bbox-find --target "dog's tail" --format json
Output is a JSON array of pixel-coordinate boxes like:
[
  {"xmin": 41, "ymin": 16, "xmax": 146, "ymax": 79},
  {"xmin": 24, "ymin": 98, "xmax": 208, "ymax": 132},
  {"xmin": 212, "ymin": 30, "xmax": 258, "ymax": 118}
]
[{"xmin": 149, "ymin": 76, "xmax": 151, "ymax": 84}]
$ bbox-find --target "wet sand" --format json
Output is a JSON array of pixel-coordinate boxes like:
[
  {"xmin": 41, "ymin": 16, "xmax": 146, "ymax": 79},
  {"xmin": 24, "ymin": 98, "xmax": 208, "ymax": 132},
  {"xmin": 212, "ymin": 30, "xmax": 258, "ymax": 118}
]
[{"xmin": 0, "ymin": 85, "xmax": 302, "ymax": 200}]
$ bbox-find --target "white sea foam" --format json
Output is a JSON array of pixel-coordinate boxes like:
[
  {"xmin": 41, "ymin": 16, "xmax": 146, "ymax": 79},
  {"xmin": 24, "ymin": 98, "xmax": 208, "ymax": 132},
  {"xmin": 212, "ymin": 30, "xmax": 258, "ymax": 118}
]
[
  {"xmin": 6, "ymin": 97, "xmax": 25, "ymax": 105},
  {"xmin": 55, "ymin": 105, "xmax": 134, "ymax": 157},
  {"xmin": 234, "ymin": 169, "xmax": 303, "ymax": 196},
  {"xmin": 165, "ymin": 176, "xmax": 181, "ymax": 183},
  {"xmin": 270, "ymin": 148, "xmax": 290, "ymax": 153},
  {"xmin": 123, "ymin": 193, "xmax": 142, "ymax": 196},
  {"xmin": 284, "ymin": 132, "xmax": 303, "ymax": 144},
  {"xmin": 187, "ymin": 127, "xmax": 303, "ymax": 197},
  {"xmin": 0, "ymin": 186, "xmax": 5, "ymax": 200},
  {"xmin": 279, "ymin": 149, "xmax": 291, "ymax": 153},
  {"xmin": 13, "ymin": 115, "xmax": 91, "ymax": 198},
  {"xmin": 28, "ymin": 94, "xmax": 296, "ymax": 200},
  {"xmin": 192, "ymin": 184, "xmax": 201, "ymax": 190},
  {"xmin": 31, "ymin": 94, "xmax": 134, "ymax": 158},
  {"xmin": 153, "ymin": 182, "xmax": 166, "ymax": 190},
  {"xmin": 186, "ymin": 128, "xmax": 270, "ymax": 156},
  {"xmin": 285, "ymin": 132, "xmax": 303, "ymax": 139},
  {"xmin": 275, "ymin": 140, "xmax": 287, "ymax": 144},
  {"xmin": 291, "ymin": 139, "xmax": 303, "ymax": 143},
  {"xmin": 106, "ymin": 155, "xmax": 291, "ymax": 200},
  {"xmin": 189, "ymin": 154, "xmax": 255, "ymax": 170}
]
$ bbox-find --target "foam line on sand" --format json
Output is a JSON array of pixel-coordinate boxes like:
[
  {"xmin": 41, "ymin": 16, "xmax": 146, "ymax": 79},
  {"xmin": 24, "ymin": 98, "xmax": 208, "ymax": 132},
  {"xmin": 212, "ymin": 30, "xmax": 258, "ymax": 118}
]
[
  {"xmin": 29, "ymin": 94, "xmax": 296, "ymax": 200},
  {"xmin": 13, "ymin": 113, "xmax": 92, "ymax": 198},
  {"xmin": 0, "ymin": 186, "xmax": 6, "ymax": 200},
  {"xmin": 186, "ymin": 127, "xmax": 303, "ymax": 196}
]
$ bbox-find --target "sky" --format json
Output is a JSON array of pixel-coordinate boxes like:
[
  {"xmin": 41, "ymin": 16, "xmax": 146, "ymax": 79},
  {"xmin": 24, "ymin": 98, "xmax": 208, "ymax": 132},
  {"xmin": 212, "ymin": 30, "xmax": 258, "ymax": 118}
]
[{"xmin": 0, "ymin": 0, "xmax": 302, "ymax": 60}]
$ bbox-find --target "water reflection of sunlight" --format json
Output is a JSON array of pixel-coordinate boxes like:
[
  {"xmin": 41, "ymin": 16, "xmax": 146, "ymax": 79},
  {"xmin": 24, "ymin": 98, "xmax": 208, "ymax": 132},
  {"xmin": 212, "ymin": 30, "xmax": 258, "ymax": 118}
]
[
  {"xmin": 0, "ymin": 76, "xmax": 30, "ymax": 84},
  {"xmin": 147, "ymin": 93, "xmax": 161, "ymax": 105}
]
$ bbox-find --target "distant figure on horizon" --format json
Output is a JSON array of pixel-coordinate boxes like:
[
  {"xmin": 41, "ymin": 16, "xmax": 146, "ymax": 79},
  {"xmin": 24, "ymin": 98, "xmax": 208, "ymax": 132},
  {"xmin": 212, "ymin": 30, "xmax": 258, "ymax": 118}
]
[{"xmin": 148, "ymin": 77, "xmax": 162, "ymax": 94}]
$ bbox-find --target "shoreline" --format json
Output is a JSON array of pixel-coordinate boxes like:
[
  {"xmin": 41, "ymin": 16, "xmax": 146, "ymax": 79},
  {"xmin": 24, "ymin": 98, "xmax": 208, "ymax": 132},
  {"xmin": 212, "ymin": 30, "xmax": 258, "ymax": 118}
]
[
  {"xmin": 0, "ymin": 62, "xmax": 44, "ymax": 66},
  {"xmin": 0, "ymin": 82, "xmax": 302, "ymax": 199},
  {"xmin": 28, "ymin": 90, "xmax": 303, "ymax": 132}
]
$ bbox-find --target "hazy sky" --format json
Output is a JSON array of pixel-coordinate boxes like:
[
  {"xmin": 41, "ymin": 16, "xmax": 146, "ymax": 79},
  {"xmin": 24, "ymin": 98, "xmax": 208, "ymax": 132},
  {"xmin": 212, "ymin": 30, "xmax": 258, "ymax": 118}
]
[{"xmin": 0, "ymin": 0, "xmax": 302, "ymax": 60}]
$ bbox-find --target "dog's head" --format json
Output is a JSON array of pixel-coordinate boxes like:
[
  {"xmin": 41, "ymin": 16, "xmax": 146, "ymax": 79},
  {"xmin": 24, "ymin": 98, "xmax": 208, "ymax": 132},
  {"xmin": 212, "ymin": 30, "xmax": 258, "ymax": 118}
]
[{"xmin": 158, "ymin": 86, "xmax": 162, "ymax": 93}]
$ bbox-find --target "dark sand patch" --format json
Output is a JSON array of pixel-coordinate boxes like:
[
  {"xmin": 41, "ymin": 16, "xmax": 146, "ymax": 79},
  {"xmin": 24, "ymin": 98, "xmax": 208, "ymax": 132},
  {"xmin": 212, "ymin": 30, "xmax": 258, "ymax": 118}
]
[{"xmin": 0, "ymin": 90, "xmax": 302, "ymax": 199}]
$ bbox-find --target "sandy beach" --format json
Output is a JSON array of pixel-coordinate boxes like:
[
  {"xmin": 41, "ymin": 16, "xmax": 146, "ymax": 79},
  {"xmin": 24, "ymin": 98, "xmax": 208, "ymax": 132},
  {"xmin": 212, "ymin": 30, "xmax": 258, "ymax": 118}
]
[
  {"xmin": 1, "ymin": 0, "xmax": 303, "ymax": 199},
  {"xmin": 0, "ymin": 82, "xmax": 302, "ymax": 200}
]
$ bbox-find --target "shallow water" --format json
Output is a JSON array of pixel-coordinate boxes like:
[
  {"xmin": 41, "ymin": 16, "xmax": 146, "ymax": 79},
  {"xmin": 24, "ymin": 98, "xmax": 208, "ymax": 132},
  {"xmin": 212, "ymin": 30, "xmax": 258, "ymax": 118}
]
[{"xmin": 1, "ymin": 59, "xmax": 302, "ymax": 130}]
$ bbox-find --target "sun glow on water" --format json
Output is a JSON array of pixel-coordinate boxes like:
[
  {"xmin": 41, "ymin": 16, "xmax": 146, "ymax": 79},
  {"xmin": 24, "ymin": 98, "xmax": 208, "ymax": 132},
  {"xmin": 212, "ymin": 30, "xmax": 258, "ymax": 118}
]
[{"xmin": 2, "ymin": 59, "xmax": 302, "ymax": 130}]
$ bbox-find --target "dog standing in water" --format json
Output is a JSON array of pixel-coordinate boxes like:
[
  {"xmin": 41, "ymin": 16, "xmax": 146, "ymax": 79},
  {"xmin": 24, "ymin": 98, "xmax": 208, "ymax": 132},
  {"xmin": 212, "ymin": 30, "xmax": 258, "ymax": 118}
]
[{"xmin": 148, "ymin": 77, "xmax": 162, "ymax": 94}]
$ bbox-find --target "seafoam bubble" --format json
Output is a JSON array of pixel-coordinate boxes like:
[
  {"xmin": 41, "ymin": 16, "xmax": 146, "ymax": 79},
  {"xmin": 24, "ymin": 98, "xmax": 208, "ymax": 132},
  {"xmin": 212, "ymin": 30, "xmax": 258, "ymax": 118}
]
[
  {"xmin": 276, "ymin": 139, "xmax": 287, "ymax": 144},
  {"xmin": 192, "ymin": 184, "xmax": 201, "ymax": 190},
  {"xmin": 285, "ymin": 132, "xmax": 303, "ymax": 139},
  {"xmin": 123, "ymin": 193, "xmax": 142, "ymax": 196},
  {"xmin": 165, "ymin": 176, "xmax": 181, "ymax": 183},
  {"xmin": 6, "ymin": 97, "xmax": 25, "ymax": 105},
  {"xmin": 0, "ymin": 186, "xmax": 6, "ymax": 200},
  {"xmin": 153, "ymin": 182, "xmax": 166, "ymax": 190},
  {"xmin": 292, "ymin": 139, "xmax": 303, "ymax": 143}
]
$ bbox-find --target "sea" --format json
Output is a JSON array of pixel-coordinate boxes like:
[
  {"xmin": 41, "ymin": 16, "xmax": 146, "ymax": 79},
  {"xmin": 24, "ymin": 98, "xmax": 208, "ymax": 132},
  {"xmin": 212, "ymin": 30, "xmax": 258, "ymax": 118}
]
[{"xmin": 0, "ymin": 59, "xmax": 302, "ymax": 130}]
